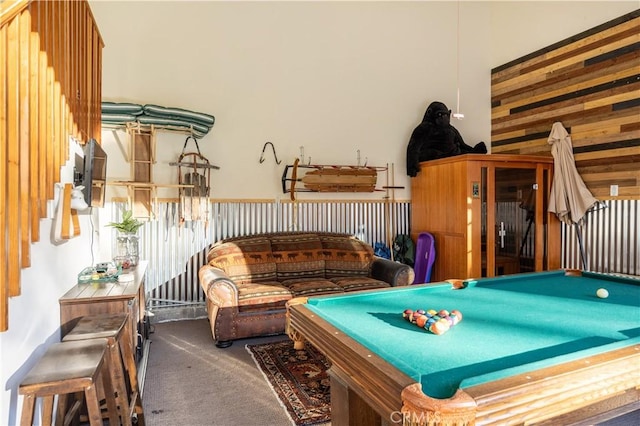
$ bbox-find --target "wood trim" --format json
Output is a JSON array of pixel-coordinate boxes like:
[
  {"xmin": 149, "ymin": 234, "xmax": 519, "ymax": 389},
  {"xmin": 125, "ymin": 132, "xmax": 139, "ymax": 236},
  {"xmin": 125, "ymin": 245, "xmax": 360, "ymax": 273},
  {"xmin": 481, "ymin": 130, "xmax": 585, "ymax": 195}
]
[{"xmin": 0, "ymin": 0, "xmax": 30, "ymax": 27}]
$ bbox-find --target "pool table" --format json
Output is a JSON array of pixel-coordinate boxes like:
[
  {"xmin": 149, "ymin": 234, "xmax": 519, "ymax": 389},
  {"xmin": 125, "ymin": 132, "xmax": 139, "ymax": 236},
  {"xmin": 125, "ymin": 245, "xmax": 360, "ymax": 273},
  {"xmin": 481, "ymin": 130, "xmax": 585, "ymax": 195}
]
[{"xmin": 286, "ymin": 270, "xmax": 640, "ymax": 425}]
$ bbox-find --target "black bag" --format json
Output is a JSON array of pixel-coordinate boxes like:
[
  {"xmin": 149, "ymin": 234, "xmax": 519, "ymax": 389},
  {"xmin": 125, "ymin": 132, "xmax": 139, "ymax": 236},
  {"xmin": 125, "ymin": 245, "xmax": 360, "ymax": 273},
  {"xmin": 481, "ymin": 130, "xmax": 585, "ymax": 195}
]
[{"xmin": 393, "ymin": 234, "xmax": 415, "ymax": 267}]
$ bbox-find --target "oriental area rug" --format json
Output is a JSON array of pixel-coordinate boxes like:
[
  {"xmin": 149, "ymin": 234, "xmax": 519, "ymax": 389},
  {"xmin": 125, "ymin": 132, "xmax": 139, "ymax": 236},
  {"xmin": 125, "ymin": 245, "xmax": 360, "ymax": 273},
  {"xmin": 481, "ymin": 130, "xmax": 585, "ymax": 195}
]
[{"xmin": 246, "ymin": 339, "xmax": 331, "ymax": 426}]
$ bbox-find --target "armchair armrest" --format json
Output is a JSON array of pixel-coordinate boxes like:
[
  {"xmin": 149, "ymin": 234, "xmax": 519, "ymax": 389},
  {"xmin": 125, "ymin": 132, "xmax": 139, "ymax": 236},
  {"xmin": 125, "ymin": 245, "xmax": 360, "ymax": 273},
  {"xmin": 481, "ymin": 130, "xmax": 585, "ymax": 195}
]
[
  {"xmin": 199, "ymin": 265, "xmax": 240, "ymax": 307},
  {"xmin": 370, "ymin": 257, "xmax": 415, "ymax": 286}
]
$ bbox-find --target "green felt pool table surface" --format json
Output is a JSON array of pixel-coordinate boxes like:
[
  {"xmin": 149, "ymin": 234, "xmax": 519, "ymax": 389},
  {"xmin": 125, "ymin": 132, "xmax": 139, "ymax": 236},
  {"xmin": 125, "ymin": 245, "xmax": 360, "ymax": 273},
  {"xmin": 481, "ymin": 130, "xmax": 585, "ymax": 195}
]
[{"xmin": 305, "ymin": 270, "xmax": 640, "ymax": 400}]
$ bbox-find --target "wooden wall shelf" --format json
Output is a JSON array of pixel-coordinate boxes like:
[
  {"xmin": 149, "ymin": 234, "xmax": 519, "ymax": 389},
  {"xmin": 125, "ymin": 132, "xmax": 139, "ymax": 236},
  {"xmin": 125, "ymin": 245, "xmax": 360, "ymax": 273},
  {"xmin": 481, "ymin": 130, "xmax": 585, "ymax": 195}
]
[{"xmin": 108, "ymin": 126, "xmax": 219, "ymax": 220}]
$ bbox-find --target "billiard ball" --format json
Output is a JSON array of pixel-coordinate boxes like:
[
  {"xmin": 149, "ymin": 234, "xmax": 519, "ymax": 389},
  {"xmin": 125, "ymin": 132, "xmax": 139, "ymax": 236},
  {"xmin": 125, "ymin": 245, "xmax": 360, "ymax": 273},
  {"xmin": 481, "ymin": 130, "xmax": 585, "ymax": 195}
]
[
  {"xmin": 449, "ymin": 279, "xmax": 466, "ymax": 289},
  {"xmin": 596, "ymin": 288, "xmax": 609, "ymax": 299},
  {"xmin": 450, "ymin": 309, "xmax": 463, "ymax": 322},
  {"xmin": 416, "ymin": 315, "xmax": 428, "ymax": 328},
  {"xmin": 430, "ymin": 319, "xmax": 450, "ymax": 335},
  {"xmin": 450, "ymin": 314, "xmax": 460, "ymax": 326}
]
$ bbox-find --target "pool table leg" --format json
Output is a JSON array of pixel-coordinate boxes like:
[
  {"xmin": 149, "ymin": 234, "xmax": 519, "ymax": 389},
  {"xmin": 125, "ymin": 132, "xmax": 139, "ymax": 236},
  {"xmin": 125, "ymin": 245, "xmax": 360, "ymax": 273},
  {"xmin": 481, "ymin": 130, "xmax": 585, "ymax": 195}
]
[
  {"xmin": 331, "ymin": 367, "xmax": 382, "ymax": 426},
  {"xmin": 285, "ymin": 297, "xmax": 309, "ymax": 350},
  {"xmin": 287, "ymin": 328, "xmax": 306, "ymax": 350}
]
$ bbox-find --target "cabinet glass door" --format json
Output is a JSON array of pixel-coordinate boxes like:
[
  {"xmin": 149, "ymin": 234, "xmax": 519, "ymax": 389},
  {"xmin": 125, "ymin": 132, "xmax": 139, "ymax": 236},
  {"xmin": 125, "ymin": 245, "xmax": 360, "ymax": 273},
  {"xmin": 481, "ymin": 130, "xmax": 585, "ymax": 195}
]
[{"xmin": 481, "ymin": 167, "xmax": 538, "ymax": 277}]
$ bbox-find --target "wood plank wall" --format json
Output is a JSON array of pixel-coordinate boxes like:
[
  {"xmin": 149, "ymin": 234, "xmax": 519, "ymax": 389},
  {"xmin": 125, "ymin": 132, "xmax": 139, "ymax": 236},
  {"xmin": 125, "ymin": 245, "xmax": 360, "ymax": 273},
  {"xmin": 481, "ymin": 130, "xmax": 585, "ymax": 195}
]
[
  {"xmin": 491, "ymin": 9, "xmax": 640, "ymax": 200},
  {"xmin": 0, "ymin": 0, "xmax": 103, "ymax": 332}
]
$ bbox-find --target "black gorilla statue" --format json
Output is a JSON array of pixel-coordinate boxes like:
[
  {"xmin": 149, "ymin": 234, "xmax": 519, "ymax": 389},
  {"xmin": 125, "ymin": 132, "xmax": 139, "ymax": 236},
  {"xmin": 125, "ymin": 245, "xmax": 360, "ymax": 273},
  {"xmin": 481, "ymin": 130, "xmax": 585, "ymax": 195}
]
[{"xmin": 406, "ymin": 101, "xmax": 487, "ymax": 177}]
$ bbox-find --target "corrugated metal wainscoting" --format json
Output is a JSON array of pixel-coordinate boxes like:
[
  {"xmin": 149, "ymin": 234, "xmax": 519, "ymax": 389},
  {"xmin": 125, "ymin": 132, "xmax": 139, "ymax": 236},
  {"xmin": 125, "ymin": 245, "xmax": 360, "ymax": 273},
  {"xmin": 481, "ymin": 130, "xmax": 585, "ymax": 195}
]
[
  {"xmin": 561, "ymin": 200, "xmax": 639, "ymax": 276},
  {"xmin": 112, "ymin": 198, "xmax": 638, "ymax": 313},
  {"xmin": 112, "ymin": 199, "xmax": 411, "ymax": 310}
]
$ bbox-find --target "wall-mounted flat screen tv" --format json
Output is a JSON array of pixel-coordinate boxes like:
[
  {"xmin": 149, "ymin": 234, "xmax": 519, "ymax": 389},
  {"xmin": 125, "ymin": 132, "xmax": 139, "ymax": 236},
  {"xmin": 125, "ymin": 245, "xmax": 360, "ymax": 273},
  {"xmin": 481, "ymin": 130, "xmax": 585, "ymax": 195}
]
[{"xmin": 74, "ymin": 139, "xmax": 107, "ymax": 208}]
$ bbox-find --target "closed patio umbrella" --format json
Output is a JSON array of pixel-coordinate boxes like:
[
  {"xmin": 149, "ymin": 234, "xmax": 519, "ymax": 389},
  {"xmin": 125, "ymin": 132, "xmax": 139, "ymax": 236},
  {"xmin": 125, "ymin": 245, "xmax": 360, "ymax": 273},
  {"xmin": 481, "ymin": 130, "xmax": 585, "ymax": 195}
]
[{"xmin": 547, "ymin": 122, "xmax": 599, "ymax": 267}]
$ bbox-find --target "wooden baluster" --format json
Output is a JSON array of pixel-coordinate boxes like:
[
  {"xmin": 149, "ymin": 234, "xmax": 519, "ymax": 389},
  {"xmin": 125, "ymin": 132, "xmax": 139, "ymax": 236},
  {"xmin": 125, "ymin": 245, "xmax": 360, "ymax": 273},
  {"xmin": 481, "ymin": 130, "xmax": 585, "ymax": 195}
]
[
  {"xmin": 29, "ymin": 1, "xmax": 41, "ymax": 242},
  {"xmin": 0, "ymin": 10, "xmax": 8, "ymax": 332},
  {"xmin": 7, "ymin": 12, "xmax": 21, "ymax": 297},
  {"xmin": 0, "ymin": 0, "xmax": 104, "ymax": 332},
  {"xmin": 19, "ymin": 7, "xmax": 31, "ymax": 268},
  {"xmin": 37, "ymin": 1, "xmax": 48, "ymax": 219}
]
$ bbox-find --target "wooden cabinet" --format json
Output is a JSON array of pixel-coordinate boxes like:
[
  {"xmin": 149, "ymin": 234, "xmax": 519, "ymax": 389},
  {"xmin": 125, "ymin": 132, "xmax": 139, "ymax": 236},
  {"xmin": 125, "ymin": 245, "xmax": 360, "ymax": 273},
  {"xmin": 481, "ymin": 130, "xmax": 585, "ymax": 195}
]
[
  {"xmin": 411, "ymin": 155, "xmax": 560, "ymax": 282},
  {"xmin": 59, "ymin": 261, "xmax": 150, "ymax": 386}
]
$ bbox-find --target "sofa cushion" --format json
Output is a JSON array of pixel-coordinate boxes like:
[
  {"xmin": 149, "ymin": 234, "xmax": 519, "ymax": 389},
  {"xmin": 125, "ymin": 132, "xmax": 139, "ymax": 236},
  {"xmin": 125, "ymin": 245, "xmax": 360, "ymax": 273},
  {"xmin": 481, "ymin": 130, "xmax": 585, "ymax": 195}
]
[
  {"xmin": 281, "ymin": 278, "xmax": 344, "ymax": 297},
  {"xmin": 270, "ymin": 233, "xmax": 325, "ymax": 281},
  {"xmin": 330, "ymin": 277, "xmax": 390, "ymax": 292},
  {"xmin": 319, "ymin": 234, "xmax": 373, "ymax": 278},
  {"xmin": 237, "ymin": 282, "xmax": 293, "ymax": 313},
  {"xmin": 206, "ymin": 236, "xmax": 276, "ymax": 284}
]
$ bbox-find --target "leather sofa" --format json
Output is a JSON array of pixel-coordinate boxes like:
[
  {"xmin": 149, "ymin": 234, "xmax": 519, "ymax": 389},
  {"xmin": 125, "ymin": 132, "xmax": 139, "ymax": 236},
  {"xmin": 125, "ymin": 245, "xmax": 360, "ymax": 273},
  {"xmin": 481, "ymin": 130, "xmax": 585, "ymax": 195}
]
[{"xmin": 199, "ymin": 231, "xmax": 414, "ymax": 347}]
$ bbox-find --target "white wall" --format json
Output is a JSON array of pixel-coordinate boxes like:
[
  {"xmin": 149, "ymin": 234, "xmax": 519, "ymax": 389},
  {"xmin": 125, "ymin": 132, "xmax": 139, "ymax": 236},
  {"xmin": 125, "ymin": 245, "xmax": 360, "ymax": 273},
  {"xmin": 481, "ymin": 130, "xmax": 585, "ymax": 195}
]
[
  {"xmin": 95, "ymin": 0, "xmax": 492, "ymax": 202},
  {"xmin": 0, "ymin": 141, "xmax": 112, "ymax": 426},
  {"xmin": 490, "ymin": 1, "xmax": 638, "ymax": 67},
  {"xmin": 2, "ymin": 1, "xmax": 637, "ymax": 423},
  {"xmin": 96, "ymin": 0, "xmax": 638, "ymax": 203}
]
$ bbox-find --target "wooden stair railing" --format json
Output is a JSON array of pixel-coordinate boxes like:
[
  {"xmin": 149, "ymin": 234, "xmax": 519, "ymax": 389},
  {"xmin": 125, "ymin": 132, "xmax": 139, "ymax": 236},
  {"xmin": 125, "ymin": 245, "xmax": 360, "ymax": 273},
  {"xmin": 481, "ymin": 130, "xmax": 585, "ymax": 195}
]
[{"xmin": 0, "ymin": 0, "xmax": 103, "ymax": 332}]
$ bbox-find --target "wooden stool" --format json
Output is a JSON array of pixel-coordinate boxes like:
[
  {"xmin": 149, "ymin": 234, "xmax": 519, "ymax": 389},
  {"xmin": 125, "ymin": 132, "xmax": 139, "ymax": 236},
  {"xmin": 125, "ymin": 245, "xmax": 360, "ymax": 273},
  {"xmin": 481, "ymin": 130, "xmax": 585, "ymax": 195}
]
[
  {"xmin": 62, "ymin": 312, "xmax": 145, "ymax": 426},
  {"xmin": 19, "ymin": 339, "xmax": 119, "ymax": 426}
]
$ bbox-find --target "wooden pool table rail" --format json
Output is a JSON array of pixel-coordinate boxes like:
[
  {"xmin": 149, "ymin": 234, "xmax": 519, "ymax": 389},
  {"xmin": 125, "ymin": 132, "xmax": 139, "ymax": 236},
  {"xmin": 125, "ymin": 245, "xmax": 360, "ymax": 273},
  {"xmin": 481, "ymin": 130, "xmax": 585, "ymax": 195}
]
[
  {"xmin": 444, "ymin": 344, "xmax": 639, "ymax": 425},
  {"xmin": 288, "ymin": 301, "xmax": 478, "ymax": 425},
  {"xmin": 288, "ymin": 292, "xmax": 640, "ymax": 425}
]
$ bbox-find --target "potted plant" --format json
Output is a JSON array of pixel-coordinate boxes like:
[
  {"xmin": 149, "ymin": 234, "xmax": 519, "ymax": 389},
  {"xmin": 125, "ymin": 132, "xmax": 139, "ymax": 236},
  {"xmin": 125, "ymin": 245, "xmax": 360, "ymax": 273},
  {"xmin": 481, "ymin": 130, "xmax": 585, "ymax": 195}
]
[
  {"xmin": 107, "ymin": 209, "xmax": 143, "ymax": 266},
  {"xmin": 107, "ymin": 209, "xmax": 144, "ymax": 234}
]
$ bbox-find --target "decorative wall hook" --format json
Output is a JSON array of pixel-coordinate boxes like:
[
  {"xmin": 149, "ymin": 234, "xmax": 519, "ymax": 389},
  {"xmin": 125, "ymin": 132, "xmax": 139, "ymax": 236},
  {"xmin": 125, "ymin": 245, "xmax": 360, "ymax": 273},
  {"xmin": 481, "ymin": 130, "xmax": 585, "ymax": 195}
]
[{"xmin": 259, "ymin": 141, "xmax": 281, "ymax": 164}]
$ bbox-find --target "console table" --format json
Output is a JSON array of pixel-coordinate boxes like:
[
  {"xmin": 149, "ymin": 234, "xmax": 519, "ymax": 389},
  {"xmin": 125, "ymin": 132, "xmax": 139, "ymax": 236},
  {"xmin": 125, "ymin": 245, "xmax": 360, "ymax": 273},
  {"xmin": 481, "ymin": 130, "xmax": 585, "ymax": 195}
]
[{"xmin": 59, "ymin": 261, "xmax": 150, "ymax": 394}]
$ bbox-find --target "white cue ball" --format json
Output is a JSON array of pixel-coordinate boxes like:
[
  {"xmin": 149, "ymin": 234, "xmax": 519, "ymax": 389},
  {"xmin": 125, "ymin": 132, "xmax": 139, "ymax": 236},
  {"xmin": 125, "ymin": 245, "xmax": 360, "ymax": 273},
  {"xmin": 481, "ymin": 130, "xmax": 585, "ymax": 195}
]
[{"xmin": 596, "ymin": 288, "xmax": 609, "ymax": 299}]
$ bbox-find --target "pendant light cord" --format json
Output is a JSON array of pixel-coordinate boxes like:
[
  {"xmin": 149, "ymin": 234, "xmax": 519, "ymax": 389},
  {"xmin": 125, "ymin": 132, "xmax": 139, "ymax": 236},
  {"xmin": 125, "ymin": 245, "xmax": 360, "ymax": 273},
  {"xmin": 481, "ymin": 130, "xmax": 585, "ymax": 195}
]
[{"xmin": 454, "ymin": 0, "xmax": 464, "ymax": 119}]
